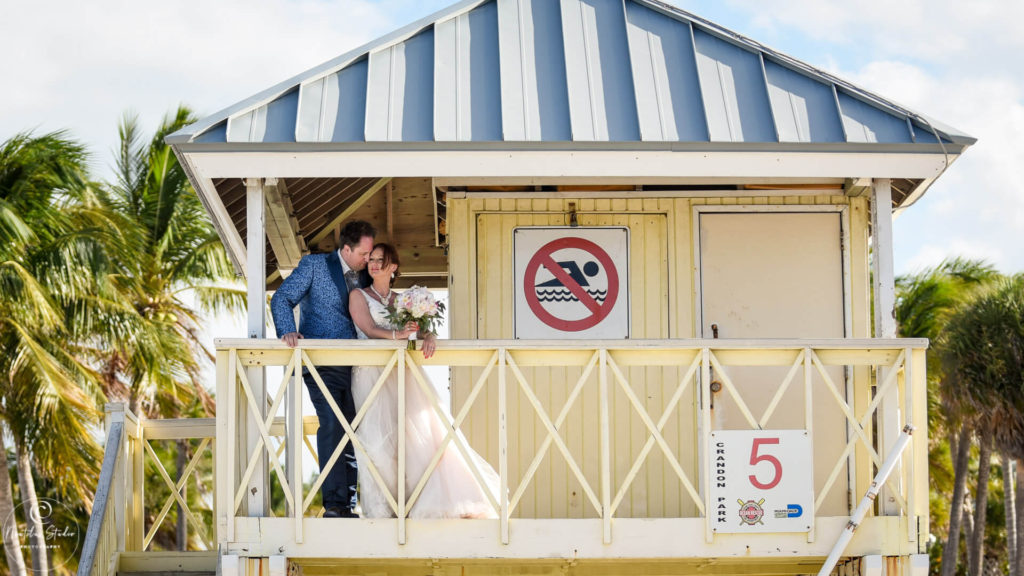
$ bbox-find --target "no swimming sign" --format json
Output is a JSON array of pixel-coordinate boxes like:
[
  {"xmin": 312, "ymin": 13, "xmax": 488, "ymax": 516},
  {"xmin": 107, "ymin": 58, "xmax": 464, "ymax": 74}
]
[{"xmin": 513, "ymin": 227, "xmax": 629, "ymax": 339}]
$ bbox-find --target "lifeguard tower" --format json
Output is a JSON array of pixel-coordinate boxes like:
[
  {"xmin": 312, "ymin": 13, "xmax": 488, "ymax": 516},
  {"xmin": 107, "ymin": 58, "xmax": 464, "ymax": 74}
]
[{"xmin": 79, "ymin": 1, "xmax": 974, "ymax": 575}]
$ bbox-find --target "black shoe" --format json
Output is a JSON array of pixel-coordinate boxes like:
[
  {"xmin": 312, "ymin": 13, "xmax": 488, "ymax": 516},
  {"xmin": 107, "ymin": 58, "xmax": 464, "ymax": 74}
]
[{"xmin": 323, "ymin": 506, "xmax": 359, "ymax": 518}]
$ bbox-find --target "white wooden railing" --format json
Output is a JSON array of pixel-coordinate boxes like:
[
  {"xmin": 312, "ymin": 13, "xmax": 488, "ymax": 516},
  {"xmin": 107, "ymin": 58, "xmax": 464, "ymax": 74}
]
[
  {"xmin": 214, "ymin": 338, "xmax": 929, "ymax": 560},
  {"xmin": 78, "ymin": 405, "xmax": 217, "ymax": 575}
]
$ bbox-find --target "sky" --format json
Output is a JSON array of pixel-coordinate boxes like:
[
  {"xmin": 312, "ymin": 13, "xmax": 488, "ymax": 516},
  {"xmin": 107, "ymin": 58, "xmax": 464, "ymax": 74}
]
[{"xmin": 2, "ymin": 0, "xmax": 1022, "ymax": 277}]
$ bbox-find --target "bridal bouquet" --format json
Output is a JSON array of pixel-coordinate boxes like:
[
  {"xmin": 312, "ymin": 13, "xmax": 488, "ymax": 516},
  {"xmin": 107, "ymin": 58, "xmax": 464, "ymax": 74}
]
[{"xmin": 387, "ymin": 286, "xmax": 446, "ymax": 350}]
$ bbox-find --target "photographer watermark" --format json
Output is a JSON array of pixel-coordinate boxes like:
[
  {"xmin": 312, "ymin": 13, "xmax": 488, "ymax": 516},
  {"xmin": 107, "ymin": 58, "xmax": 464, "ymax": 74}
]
[{"xmin": 2, "ymin": 497, "xmax": 80, "ymax": 569}]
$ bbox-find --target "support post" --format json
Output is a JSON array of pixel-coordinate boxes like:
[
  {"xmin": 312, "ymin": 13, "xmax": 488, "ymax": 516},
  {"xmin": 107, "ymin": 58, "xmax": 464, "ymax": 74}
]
[
  {"xmin": 598, "ymin": 349, "xmax": 612, "ymax": 544},
  {"xmin": 288, "ymin": 348, "xmax": 303, "ymax": 542},
  {"xmin": 105, "ymin": 404, "xmax": 128, "ymax": 552},
  {"xmin": 245, "ymin": 178, "xmax": 269, "ymax": 517},
  {"xmin": 871, "ymin": 178, "xmax": 896, "ymax": 338},
  {"xmin": 872, "ymin": 178, "xmax": 900, "ymax": 516}
]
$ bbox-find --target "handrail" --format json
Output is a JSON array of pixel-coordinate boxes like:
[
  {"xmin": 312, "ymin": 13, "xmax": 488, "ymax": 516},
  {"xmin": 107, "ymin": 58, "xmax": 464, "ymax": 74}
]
[
  {"xmin": 215, "ymin": 337, "xmax": 930, "ymax": 349},
  {"xmin": 80, "ymin": 338, "xmax": 929, "ymax": 564},
  {"xmin": 77, "ymin": 421, "xmax": 123, "ymax": 576},
  {"xmin": 216, "ymin": 338, "xmax": 929, "ymax": 550}
]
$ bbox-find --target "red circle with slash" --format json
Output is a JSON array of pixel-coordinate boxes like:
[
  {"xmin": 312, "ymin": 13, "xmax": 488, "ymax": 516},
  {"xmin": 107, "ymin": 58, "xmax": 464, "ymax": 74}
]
[{"xmin": 524, "ymin": 237, "xmax": 619, "ymax": 331}]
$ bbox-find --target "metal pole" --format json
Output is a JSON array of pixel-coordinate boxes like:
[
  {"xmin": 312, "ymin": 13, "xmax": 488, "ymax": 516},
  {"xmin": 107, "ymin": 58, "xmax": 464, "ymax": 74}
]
[{"xmin": 817, "ymin": 424, "xmax": 915, "ymax": 576}]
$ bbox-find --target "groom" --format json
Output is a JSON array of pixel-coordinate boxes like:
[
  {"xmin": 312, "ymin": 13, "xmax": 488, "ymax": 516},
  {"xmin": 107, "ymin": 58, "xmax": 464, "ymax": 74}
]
[{"xmin": 270, "ymin": 219, "xmax": 376, "ymax": 518}]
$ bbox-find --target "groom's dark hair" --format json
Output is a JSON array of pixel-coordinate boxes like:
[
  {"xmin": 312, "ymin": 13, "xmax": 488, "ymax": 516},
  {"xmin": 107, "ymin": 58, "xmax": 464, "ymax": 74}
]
[{"xmin": 339, "ymin": 220, "xmax": 377, "ymax": 249}]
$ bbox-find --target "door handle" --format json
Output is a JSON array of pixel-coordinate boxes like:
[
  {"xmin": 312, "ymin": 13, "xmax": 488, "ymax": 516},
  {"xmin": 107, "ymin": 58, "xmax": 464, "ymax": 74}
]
[{"xmin": 709, "ymin": 324, "xmax": 722, "ymax": 408}]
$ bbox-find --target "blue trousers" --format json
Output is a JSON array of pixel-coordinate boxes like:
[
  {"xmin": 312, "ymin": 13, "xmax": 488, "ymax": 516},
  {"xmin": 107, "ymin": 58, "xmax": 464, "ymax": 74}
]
[{"xmin": 304, "ymin": 366, "xmax": 358, "ymax": 512}]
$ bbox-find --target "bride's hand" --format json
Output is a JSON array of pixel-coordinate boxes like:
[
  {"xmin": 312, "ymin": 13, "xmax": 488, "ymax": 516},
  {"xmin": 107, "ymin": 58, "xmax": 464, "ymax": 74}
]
[{"xmin": 422, "ymin": 333, "xmax": 437, "ymax": 359}]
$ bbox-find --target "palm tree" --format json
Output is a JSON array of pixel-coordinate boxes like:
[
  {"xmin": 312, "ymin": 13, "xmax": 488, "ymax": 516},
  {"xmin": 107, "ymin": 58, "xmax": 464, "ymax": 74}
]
[
  {"xmin": 0, "ymin": 131, "xmax": 121, "ymax": 575},
  {"xmin": 943, "ymin": 275, "xmax": 1024, "ymax": 576},
  {"xmin": 97, "ymin": 108, "xmax": 244, "ymax": 549},
  {"xmin": 895, "ymin": 258, "xmax": 999, "ymax": 576},
  {"xmin": 97, "ymin": 108, "xmax": 243, "ymax": 416}
]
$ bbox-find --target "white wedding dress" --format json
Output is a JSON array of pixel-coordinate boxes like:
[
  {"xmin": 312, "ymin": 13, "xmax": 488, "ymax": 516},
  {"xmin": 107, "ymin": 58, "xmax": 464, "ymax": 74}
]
[{"xmin": 351, "ymin": 290, "xmax": 499, "ymax": 518}]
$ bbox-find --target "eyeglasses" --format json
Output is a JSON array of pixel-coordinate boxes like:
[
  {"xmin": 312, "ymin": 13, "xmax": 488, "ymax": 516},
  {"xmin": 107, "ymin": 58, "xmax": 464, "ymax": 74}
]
[{"xmin": 368, "ymin": 257, "xmax": 387, "ymax": 265}]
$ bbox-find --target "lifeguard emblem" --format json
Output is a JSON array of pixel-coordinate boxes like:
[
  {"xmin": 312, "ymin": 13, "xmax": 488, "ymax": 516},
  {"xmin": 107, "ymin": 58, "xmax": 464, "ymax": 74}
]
[{"xmin": 737, "ymin": 498, "xmax": 766, "ymax": 525}]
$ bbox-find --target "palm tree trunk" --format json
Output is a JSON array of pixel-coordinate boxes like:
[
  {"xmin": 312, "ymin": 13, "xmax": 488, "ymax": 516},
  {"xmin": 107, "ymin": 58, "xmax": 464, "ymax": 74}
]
[
  {"xmin": 0, "ymin": 432, "xmax": 28, "ymax": 576},
  {"xmin": 15, "ymin": 442, "xmax": 47, "ymax": 576},
  {"xmin": 176, "ymin": 440, "xmax": 187, "ymax": 551},
  {"xmin": 968, "ymin": 427, "xmax": 993, "ymax": 576},
  {"xmin": 1016, "ymin": 458, "xmax": 1024, "ymax": 576},
  {"xmin": 1003, "ymin": 451, "xmax": 1017, "ymax": 576},
  {"xmin": 128, "ymin": 390, "xmax": 140, "ymax": 419},
  {"xmin": 942, "ymin": 425, "xmax": 972, "ymax": 576}
]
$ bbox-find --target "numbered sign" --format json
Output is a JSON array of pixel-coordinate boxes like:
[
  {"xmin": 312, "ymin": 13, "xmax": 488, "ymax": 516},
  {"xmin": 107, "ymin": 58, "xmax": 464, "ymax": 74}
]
[
  {"xmin": 513, "ymin": 227, "xmax": 629, "ymax": 339},
  {"xmin": 709, "ymin": 430, "xmax": 813, "ymax": 533}
]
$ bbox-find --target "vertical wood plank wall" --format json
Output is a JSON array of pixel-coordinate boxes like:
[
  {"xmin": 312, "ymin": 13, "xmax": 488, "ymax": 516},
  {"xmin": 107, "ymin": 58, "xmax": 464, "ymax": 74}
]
[{"xmin": 447, "ymin": 193, "xmax": 871, "ymax": 519}]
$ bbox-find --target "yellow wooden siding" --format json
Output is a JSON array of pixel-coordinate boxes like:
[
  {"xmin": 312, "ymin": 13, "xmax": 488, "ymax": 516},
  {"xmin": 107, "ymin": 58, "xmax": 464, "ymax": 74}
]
[{"xmin": 447, "ymin": 193, "xmax": 870, "ymax": 519}]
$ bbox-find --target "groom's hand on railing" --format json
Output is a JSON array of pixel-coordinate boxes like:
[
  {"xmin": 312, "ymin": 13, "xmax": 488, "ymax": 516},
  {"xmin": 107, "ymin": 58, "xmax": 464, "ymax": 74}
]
[{"xmin": 281, "ymin": 332, "xmax": 303, "ymax": 347}]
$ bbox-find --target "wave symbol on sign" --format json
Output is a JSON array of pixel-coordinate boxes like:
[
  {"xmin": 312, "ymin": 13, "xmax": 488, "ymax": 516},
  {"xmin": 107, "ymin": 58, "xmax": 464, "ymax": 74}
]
[
  {"xmin": 536, "ymin": 288, "xmax": 608, "ymax": 303},
  {"xmin": 535, "ymin": 260, "xmax": 602, "ymax": 304}
]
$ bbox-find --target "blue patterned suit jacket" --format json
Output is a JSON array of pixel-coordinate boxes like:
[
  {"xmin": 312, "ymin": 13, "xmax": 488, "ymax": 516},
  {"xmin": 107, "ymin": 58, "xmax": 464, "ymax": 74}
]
[{"xmin": 270, "ymin": 251, "xmax": 369, "ymax": 339}]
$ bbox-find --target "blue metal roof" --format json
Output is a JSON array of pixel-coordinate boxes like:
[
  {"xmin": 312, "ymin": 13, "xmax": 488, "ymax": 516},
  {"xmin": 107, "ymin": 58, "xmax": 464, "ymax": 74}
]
[{"xmin": 168, "ymin": 0, "xmax": 973, "ymax": 149}]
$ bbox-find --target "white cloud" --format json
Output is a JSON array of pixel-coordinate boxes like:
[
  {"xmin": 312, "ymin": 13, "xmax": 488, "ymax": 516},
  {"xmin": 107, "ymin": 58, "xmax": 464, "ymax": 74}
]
[
  {"xmin": 0, "ymin": 0, "xmax": 409, "ymax": 177},
  {"xmin": 720, "ymin": 0, "xmax": 1024, "ymax": 66},
  {"xmin": 4, "ymin": 0, "xmax": 1021, "ymax": 277},
  {"xmin": 681, "ymin": 0, "xmax": 1024, "ymax": 274}
]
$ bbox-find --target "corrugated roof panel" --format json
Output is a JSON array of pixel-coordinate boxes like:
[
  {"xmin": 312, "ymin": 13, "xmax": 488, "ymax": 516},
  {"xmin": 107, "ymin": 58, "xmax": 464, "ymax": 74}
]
[
  {"xmin": 328, "ymin": 58, "xmax": 369, "ymax": 141},
  {"xmin": 435, "ymin": 2, "xmax": 502, "ymax": 141},
  {"xmin": 560, "ymin": 0, "xmax": 639, "ymax": 141},
  {"xmin": 366, "ymin": 46, "xmax": 396, "ymax": 140},
  {"xmin": 170, "ymin": 0, "xmax": 973, "ymax": 150},
  {"xmin": 434, "ymin": 17, "xmax": 459, "ymax": 140},
  {"xmin": 624, "ymin": 1, "xmax": 706, "ymax": 142},
  {"xmin": 763, "ymin": 60, "xmax": 844, "ymax": 143},
  {"xmin": 530, "ymin": 0, "xmax": 571, "ymax": 140},
  {"xmin": 838, "ymin": 91, "xmax": 913, "ymax": 144},
  {"xmin": 296, "ymin": 77, "xmax": 324, "ymax": 142},
  {"xmin": 692, "ymin": 28, "xmax": 776, "ymax": 142},
  {"xmin": 226, "ymin": 109, "xmax": 254, "ymax": 143},
  {"xmin": 400, "ymin": 30, "xmax": 436, "ymax": 141},
  {"xmin": 194, "ymin": 121, "xmax": 227, "ymax": 143},
  {"xmin": 366, "ymin": 31, "xmax": 436, "ymax": 141},
  {"xmin": 909, "ymin": 120, "xmax": 947, "ymax": 144},
  {"xmin": 226, "ymin": 89, "xmax": 299, "ymax": 143},
  {"xmin": 497, "ymin": 0, "xmax": 529, "ymax": 140},
  {"xmin": 466, "ymin": 3, "xmax": 502, "ymax": 140}
]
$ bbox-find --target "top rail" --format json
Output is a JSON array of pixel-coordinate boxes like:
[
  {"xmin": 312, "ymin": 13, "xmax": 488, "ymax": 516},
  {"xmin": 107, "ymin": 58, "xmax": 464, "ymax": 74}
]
[{"xmin": 215, "ymin": 337, "xmax": 929, "ymax": 350}]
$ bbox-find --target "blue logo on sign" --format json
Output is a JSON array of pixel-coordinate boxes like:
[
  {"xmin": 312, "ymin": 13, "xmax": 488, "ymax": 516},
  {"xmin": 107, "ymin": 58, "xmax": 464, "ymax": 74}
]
[{"xmin": 786, "ymin": 504, "xmax": 803, "ymax": 518}]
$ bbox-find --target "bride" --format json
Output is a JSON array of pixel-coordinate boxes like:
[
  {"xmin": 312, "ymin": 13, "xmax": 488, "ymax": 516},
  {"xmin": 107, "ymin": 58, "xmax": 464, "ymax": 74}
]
[{"xmin": 348, "ymin": 243, "xmax": 499, "ymax": 518}]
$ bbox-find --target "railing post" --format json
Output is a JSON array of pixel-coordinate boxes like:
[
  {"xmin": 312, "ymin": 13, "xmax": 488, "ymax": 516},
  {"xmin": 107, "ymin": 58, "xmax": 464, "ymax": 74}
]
[
  {"xmin": 216, "ymin": 348, "xmax": 234, "ymax": 545},
  {"xmin": 288, "ymin": 348, "xmax": 303, "ymax": 543},
  {"xmin": 498, "ymin": 348, "xmax": 509, "ymax": 544},
  {"xmin": 598, "ymin": 349, "xmax": 611, "ymax": 544},
  {"xmin": 104, "ymin": 403, "xmax": 141, "ymax": 552},
  {"xmin": 398, "ymin": 349, "xmax": 407, "ymax": 545},
  {"xmin": 129, "ymin": 410, "xmax": 143, "ymax": 552},
  {"xmin": 804, "ymin": 347, "xmax": 815, "ymax": 543},
  {"xmin": 700, "ymin": 347, "xmax": 713, "ymax": 543},
  {"xmin": 911, "ymin": 347, "xmax": 929, "ymax": 552},
  {"xmin": 904, "ymin": 346, "xmax": 918, "ymax": 544},
  {"xmin": 104, "ymin": 404, "xmax": 126, "ymax": 553}
]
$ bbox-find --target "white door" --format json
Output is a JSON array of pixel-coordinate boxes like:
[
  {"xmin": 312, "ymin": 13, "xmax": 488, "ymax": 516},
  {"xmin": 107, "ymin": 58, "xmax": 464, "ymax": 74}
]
[{"xmin": 698, "ymin": 210, "xmax": 849, "ymax": 516}]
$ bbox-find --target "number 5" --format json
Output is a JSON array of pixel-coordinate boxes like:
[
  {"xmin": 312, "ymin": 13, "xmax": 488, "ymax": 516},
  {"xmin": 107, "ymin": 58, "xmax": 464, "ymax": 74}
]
[{"xmin": 749, "ymin": 438, "xmax": 782, "ymax": 490}]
